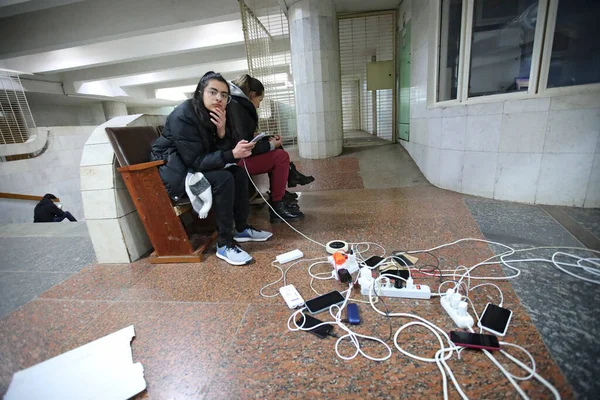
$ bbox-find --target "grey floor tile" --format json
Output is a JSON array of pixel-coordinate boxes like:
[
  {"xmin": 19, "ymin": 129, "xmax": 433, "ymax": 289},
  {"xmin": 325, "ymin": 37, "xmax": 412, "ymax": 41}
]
[
  {"xmin": 465, "ymin": 197, "xmax": 599, "ymax": 398},
  {"xmin": 562, "ymin": 207, "xmax": 600, "ymax": 239},
  {"xmin": 0, "ymin": 237, "xmax": 96, "ymax": 273},
  {"xmin": 0, "ymin": 271, "xmax": 75, "ymax": 318},
  {"xmin": 465, "ymin": 197, "xmax": 582, "ymax": 246}
]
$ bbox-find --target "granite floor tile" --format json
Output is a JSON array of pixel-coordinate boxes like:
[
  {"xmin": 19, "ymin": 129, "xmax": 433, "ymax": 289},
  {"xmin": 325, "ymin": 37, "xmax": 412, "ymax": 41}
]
[
  {"xmin": 292, "ymin": 157, "xmax": 360, "ymax": 175},
  {"xmin": 0, "ymin": 299, "xmax": 112, "ymax": 395},
  {"xmin": 70, "ymin": 302, "xmax": 248, "ymax": 400},
  {"xmin": 0, "ymin": 271, "xmax": 75, "ymax": 318},
  {"xmin": 203, "ymin": 304, "xmax": 571, "ymax": 399},
  {"xmin": 289, "ymin": 171, "xmax": 363, "ymax": 192},
  {"xmin": 39, "ymin": 262, "xmax": 154, "ymax": 301},
  {"xmin": 120, "ymin": 260, "xmax": 281, "ymax": 304}
]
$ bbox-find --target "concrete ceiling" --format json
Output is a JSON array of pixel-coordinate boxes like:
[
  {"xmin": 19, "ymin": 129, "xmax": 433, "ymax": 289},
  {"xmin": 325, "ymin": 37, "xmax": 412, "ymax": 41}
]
[{"xmin": 0, "ymin": 0, "xmax": 400, "ymax": 108}]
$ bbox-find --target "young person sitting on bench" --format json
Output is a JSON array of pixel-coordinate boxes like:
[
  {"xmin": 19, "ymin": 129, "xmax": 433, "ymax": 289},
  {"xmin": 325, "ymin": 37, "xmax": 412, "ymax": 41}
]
[
  {"xmin": 228, "ymin": 74, "xmax": 314, "ymax": 223},
  {"xmin": 151, "ymin": 71, "xmax": 272, "ymax": 266}
]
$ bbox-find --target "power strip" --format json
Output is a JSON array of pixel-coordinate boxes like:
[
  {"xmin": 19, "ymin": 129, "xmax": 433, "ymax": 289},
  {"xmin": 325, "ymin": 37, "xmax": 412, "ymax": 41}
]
[
  {"xmin": 276, "ymin": 249, "xmax": 304, "ymax": 264},
  {"xmin": 329, "ymin": 253, "xmax": 359, "ymax": 280},
  {"xmin": 440, "ymin": 289, "xmax": 474, "ymax": 329},
  {"xmin": 373, "ymin": 284, "xmax": 431, "ymax": 299},
  {"xmin": 358, "ymin": 273, "xmax": 431, "ymax": 299}
]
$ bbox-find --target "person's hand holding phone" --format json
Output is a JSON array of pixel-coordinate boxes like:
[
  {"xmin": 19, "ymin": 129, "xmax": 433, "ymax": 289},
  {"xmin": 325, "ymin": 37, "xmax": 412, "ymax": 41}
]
[
  {"xmin": 210, "ymin": 107, "xmax": 226, "ymax": 138},
  {"xmin": 232, "ymin": 140, "xmax": 256, "ymax": 159},
  {"xmin": 269, "ymin": 135, "xmax": 282, "ymax": 148}
]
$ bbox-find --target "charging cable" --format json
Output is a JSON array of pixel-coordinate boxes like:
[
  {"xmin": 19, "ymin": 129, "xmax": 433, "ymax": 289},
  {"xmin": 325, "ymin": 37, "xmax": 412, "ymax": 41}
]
[
  {"xmin": 242, "ymin": 158, "xmax": 326, "ymax": 249},
  {"xmin": 288, "ymin": 285, "xmax": 392, "ymax": 362},
  {"xmin": 259, "ymin": 257, "xmax": 327, "ymax": 298}
]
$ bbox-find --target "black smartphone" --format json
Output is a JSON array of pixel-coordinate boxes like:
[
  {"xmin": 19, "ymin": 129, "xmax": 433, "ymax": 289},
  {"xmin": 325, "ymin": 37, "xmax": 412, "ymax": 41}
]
[
  {"xmin": 304, "ymin": 290, "xmax": 346, "ymax": 314},
  {"xmin": 450, "ymin": 331, "xmax": 500, "ymax": 351},
  {"xmin": 392, "ymin": 254, "xmax": 414, "ymax": 267},
  {"xmin": 297, "ymin": 314, "xmax": 333, "ymax": 339},
  {"xmin": 364, "ymin": 255, "xmax": 385, "ymax": 268},
  {"xmin": 478, "ymin": 303, "xmax": 513, "ymax": 337}
]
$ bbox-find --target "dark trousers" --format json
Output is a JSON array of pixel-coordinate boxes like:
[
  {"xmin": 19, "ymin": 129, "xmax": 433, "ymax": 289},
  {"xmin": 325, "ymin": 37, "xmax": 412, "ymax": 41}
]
[
  {"xmin": 202, "ymin": 166, "xmax": 250, "ymax": 246},
  {"xmin": 52, "ymin": 211, "xmax": 77, "ymax": 222},
  {"xmin": 237, "ymin": 149, "xmax": 290, "ymax": 201}
]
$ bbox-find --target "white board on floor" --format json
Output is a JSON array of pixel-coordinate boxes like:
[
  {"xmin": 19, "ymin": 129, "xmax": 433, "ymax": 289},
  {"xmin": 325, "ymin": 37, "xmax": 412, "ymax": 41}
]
[{"xmin": 4, "ymin": 325, "xmax": 146, "ymax": 400}]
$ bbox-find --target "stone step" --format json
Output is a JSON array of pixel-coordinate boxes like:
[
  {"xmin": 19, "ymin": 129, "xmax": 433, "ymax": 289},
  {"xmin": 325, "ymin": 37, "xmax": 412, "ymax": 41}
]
[{"xmin": 0, "ymin": 221, "xmax": 89, "ymax": 238}]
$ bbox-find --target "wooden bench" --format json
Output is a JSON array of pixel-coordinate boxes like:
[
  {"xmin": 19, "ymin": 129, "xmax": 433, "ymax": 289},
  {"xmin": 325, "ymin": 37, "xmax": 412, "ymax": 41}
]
[{"xmin": 105, "ymin": 126, "xmax": 217, "ymax": 264}]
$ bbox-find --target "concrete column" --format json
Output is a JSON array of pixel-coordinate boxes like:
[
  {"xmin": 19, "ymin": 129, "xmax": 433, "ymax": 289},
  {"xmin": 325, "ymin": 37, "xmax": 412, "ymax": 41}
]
[
  {"xmin": 289, "ymin": 0, "xmax": 343, "ymax": 159},
  {"xmin": 102, "ymin": 101, "xmax": 128, "ymax": 120}
]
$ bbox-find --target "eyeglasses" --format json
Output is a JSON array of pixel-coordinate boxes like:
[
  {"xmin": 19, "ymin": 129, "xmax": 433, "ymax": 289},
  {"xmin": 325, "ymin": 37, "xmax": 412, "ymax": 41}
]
[{"xmin": 205, "ymin": 88, "xmax": 231, "ymax": 103}]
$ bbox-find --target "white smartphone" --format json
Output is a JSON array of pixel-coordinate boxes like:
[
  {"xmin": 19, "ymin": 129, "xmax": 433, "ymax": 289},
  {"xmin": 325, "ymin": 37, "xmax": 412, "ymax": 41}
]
[
  {"xmin": 250, "ymin": 132, "xmax": 266, "ymax": 143},
  {"xmin": 478, "ymin": 303, "xmax": 513, "ymax": 337}
]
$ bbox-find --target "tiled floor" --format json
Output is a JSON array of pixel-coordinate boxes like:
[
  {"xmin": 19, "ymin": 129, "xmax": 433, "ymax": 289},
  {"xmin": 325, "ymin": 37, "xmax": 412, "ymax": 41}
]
[{"xmin": 1, "ymin": 143, "xmax": 598, "ymax": 399}]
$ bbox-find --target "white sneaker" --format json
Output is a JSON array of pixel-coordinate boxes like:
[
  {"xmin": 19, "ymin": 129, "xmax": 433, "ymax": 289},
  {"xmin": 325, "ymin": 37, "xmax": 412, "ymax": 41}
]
[{"xmin": 216, "ymin": 244, "xmax": 253, "ymax": 265}]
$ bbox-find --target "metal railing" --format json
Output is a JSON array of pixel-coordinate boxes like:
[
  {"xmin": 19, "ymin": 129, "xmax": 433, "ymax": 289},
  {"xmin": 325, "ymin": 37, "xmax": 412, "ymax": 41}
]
[
  {"xmin": 239, "ymin": 0, "xmax": 297, "ymax": 145},
  {"xmin": 0, "ymin": 70, "xmax": 36, "ymax": 145}
]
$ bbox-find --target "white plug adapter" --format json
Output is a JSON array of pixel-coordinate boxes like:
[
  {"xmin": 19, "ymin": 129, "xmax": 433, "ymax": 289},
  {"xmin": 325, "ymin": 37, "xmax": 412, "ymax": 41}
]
[
  {"xmin": 440, "ymin": 289, "xmax": 474, "ymax": 328},
  {"xmin": 276, "ymin": 249, "xmax": 304, "ymax": 264}
]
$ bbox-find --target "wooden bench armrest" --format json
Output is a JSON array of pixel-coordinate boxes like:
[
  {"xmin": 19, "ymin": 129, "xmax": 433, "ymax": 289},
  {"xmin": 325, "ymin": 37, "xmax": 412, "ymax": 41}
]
[{"xmin": 118, "ymin": 160, "xmax": 165, "ymax": 172}]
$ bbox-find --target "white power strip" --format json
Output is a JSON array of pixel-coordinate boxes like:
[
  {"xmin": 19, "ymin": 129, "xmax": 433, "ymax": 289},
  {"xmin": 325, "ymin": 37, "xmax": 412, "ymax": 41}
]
[
  {"xmin": 440, "ymin": 289, "xmax": 474, "ymax": 328},
  {"xmin": 276, "ymin": 249, "xmax": 304, "ymax": 264}
]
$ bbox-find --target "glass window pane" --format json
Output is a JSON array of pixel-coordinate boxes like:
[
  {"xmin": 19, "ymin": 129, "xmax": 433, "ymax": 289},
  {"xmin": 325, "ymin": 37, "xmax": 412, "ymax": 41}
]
[
  {"xmin": 438, "ymin": 0, "xmax": 463, "ymax": 102},
  {"xmin": 468, "ymin": 0, "xmax": 539, "ymax": 97},
  {"xmin": 547, "ymin": 0, "xmax": 600, "ymax": 88}
]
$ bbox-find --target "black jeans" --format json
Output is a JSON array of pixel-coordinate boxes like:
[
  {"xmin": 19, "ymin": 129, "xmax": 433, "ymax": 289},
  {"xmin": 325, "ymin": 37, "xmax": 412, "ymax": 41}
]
[
  {"xmin": 202, "ymin": 166, "xmax": 249, "ymax": 246},
  {"xmin": 52, "ymin": 211, "xmax": 77, "ymax": 222}
]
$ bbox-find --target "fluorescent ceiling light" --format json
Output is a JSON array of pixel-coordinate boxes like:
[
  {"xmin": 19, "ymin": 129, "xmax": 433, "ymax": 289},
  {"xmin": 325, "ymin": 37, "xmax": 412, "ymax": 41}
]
[{"xmin": 155, "ymin": 85, "xmax": 197, "ymax": 101}]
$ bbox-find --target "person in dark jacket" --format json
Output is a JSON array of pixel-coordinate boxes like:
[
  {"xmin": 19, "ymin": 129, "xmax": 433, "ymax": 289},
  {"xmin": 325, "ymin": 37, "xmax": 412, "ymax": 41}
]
[
  {"xmin": 151, "ymin": 71, "xmax": 272, "ymax": 266},
  {"xmin": 228, "ymin": 74, "xmax": 314, "ymax": 224},
  {"xmin": 34, "ymin": 193, "xmax": 77, "ymax": 223}
]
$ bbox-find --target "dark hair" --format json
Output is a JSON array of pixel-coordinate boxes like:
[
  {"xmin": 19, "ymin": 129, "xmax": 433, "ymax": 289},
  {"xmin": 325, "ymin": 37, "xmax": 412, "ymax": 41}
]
[
  {"xmin": 191, "ymin": 71, "xmax": 236, "ymax": 138},
  {"xmin": 231, "ymin": 74, "xmax": 264, "ymax": 97},
  {"xmin": 42, "ymin": 193, "xmax": 57, "ymax": 200},
  {"xmin": 192, "ymin": 71, "xmax": 229, "ymax": 116}
]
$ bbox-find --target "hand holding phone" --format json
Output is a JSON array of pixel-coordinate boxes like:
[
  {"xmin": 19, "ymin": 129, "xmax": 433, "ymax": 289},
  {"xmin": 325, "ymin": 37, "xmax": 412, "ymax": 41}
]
[
  {"xmin": 232, "ymin": 140, "xmax": 255, "ymax": 159},
  {"xmin": 250, "ymin": 132, "xmax": 266, "ymax": 143}
]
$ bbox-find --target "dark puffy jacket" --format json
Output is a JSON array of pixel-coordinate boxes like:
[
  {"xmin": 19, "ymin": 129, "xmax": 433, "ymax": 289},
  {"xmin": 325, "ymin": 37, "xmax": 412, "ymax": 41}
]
[
  {"xmin": 228, "ymin": 83, "xmax": 271, "ymax": 156},
  {"xmin": 151, "ymin": 99, "xmax": 236, "ymax": 199},
  {"xmin": 34, "ymin": 194, "xmax": 64, "ymax": 222}
]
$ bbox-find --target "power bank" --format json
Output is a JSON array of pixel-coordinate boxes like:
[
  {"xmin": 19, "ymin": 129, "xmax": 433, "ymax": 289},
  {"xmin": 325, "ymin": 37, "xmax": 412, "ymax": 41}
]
[{"xmin": 347, "ymin": 303, "xmax": 360, "ymax": 325}]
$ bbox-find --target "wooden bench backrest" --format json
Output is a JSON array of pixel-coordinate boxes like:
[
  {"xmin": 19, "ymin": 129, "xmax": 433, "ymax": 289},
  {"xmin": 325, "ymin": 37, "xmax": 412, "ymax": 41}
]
[{"xmin": 105, "ymin": 126, "xmax": 158, "ymax": 167}]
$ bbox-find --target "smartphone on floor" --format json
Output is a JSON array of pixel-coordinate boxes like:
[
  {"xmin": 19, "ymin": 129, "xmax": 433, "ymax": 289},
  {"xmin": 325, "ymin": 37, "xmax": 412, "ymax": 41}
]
[
  {"xmin": 297, "ymin": 314, "xmax": 334, "ymax": 339},
  {"xmin": 478, "ymin": 303, "xmax": 513, "ymax": 337},
  {"xmin": 304, "ymin": 290, "xmax": 345, "ymax": 315},
  {"xmin": 363, "ymin": 255, "xmax": 385, "ymax": 268},
  {"xmin": 450, "ymin": 331, "xmax": 500, "ymax": 351}
]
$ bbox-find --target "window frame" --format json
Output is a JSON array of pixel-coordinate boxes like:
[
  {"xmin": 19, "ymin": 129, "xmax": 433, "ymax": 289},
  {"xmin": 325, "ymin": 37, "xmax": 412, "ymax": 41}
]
[{"xmin": 430, "ymin": 0, "xmax": 600, "ymax": 108}]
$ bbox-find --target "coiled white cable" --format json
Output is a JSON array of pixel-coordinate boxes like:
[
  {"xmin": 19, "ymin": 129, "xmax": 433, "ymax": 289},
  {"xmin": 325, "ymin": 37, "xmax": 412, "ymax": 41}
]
[{"xmin": 287, "ymin": 285, "xmax": 392, "ymax": 361}]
